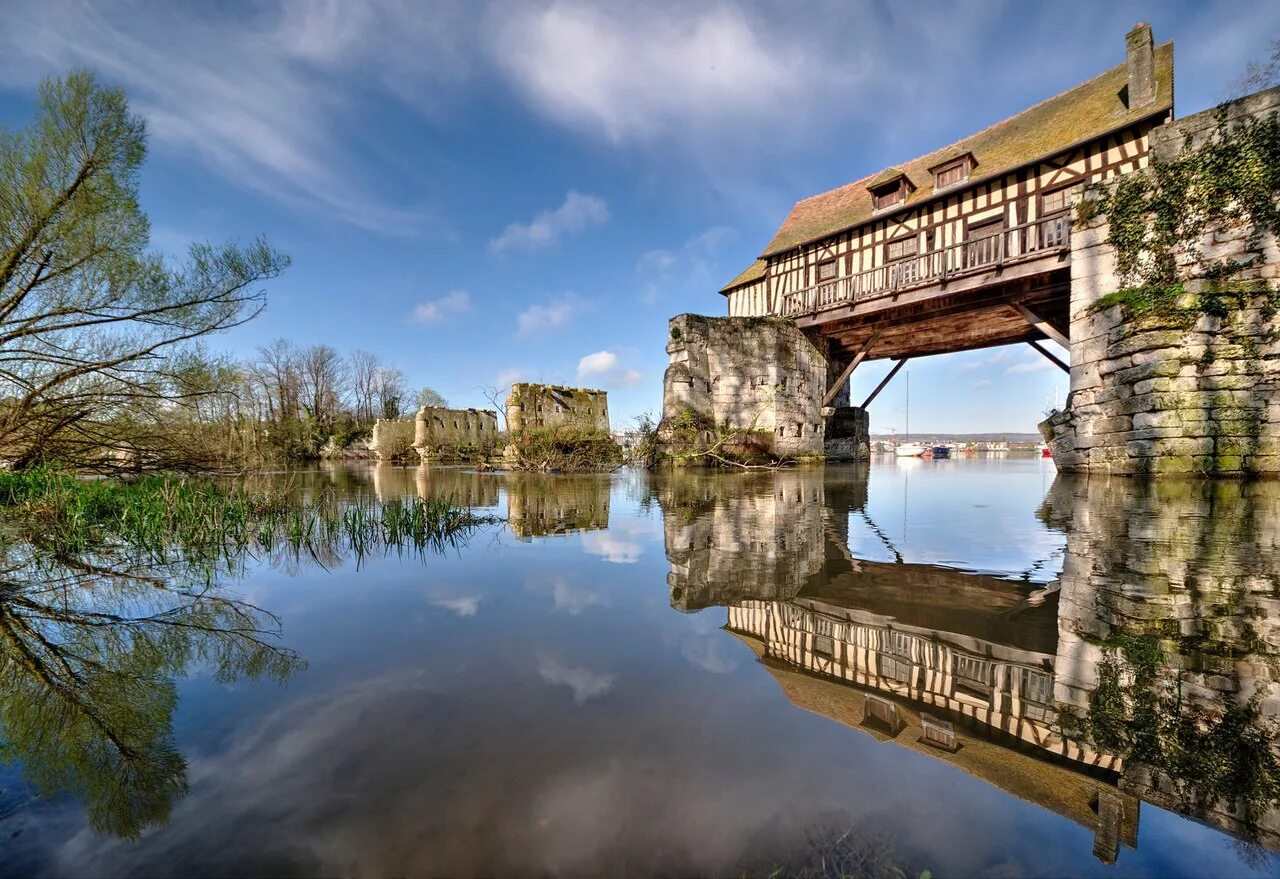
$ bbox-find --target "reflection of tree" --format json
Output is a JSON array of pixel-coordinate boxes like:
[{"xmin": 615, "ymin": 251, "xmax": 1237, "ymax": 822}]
[{"xmin": 0, "ymin": 546, "xmax": 302, "ymax": 839}]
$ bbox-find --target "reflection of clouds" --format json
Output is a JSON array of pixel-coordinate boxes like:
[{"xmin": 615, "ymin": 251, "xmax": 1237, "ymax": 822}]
[
  {"xmin": 526, "ymin": 576, "xmax": 608, "ymax": 615},
  {"xmin": 679, "ymin": 637, "xmax": 738, "ymax": 674},
  {"xmin": 580, "ymin": 531, "xmax": 642, "ymax": 564},
  {"xmin": 536, "ymin": 656, "xmax": 615, "ymax": 704},
  {"xmin": 425, "ymin": 586, "xmax": 482, "ymax": 617},
  {"xmin": 552, "ymin": 580, "xmax": 605, "ymax": 615}
]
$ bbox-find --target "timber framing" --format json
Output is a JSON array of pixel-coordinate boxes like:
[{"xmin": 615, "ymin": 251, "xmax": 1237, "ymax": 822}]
[{"xmin": 716, "ymin": 27, "xmax": 1174, "ymax": 365}]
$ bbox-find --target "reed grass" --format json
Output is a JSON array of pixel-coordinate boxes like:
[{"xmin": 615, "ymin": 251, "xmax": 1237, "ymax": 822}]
[{"xmin": 0, "ymin": 468, "xmax": 491, "ymax": 565}]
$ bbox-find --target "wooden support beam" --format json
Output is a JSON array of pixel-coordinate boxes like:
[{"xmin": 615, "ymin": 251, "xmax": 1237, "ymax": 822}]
[
  {"xmin": 823, "ymin": 329, "xmax": 881, "ymax": 407},
  {"xmin": 1011, "ymin": 301, "xmax": 1070, "ymax": 349},
  {"xmin": 1028, "ymin": 339, "xmax": 1069, "ymax": 373},
  {"xmin": 861, "ymin": 358, "xmax": 908, "ymax": 409}
]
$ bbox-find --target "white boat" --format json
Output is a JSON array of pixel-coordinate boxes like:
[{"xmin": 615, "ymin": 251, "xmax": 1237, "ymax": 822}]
[{"xmin": 895, "ymin": 442, "xmax": 925, "ymax": 457}]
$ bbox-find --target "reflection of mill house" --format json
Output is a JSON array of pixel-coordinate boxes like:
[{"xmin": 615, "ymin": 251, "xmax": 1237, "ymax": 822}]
[
  {"xmin": 726, "ymin": 594, "xmax": 1139, "ymax": 864},
  {"xmin": 718, "ymin": 24, "xmax": 1170, "ymax": 368}
]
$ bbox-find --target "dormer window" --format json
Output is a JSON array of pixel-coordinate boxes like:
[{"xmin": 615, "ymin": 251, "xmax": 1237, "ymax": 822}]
[
  {"xmin": 867, "ymin": 168, "xmax": 913, "ymax": 212},
  {"xmin": 930, "ymin": 153, "xmax": 975, "ymax": 190},
  {"xmin": 871, "ymin": 180, "xmax": 906, "ymax": 210}
]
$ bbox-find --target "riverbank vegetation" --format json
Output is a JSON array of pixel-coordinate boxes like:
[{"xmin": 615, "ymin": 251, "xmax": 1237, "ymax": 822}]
[{"xmin": 0, "ymin": 70, "xmax": 454, "ymax": 474}]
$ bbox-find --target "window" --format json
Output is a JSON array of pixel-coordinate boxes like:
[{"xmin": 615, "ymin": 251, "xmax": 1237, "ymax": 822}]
[
  {"xmin": 1018, "ymin": 668, "xmax": 1053, "ymax": 705},
  {"xmin": 1040, "ymin": 183, "xmax": 1081, "ymax": 215},
  {"xmin": 885, "ymin": 236, "xmax": 918, "ymax": 262},
  {"xmin": 816, "ymin": 259, "xmax": 837, "ymax": 282},
  {"xmin": 872, "ymin": 183, "xmax": 904, "ymax": 210},
  {"xmin": 879, "ymin": 653, "xmax": 914, "ymax": 683},
  {"xmin": 813, "ymin": 635, "xmax": 835, "ymax": 657},
  {"xmin": 933, "ymin": 159, "xmax": 969, "ymax": 189}
]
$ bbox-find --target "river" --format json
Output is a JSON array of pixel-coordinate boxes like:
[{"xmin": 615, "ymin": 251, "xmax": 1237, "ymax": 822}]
[{"xmin": 3, "ymin": 457, "xmax": 1280, "ymax": 877}]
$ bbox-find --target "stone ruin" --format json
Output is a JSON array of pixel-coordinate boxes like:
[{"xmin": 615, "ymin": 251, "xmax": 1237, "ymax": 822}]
[
  {"xmin": 370, "ymin": 406, "xmax": 499, "ymax": 463},
  {"xmin": 505, "ymin": 383, "xmax": 609, "ymax": 435},
  {"xmin": 659, "ymin": 314, "xmax": 869, "ymax": 464}
]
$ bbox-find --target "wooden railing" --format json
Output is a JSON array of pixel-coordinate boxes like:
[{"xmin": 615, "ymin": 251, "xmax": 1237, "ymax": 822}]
[{"xmin": 781, "ymin": 215, "xmax": 1071, "ymax": 318}]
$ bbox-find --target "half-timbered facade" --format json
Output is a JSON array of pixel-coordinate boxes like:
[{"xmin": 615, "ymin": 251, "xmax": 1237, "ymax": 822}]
[{"xmin": 721, "ymin": 24, "xmax": 1173, "ymax": 365}]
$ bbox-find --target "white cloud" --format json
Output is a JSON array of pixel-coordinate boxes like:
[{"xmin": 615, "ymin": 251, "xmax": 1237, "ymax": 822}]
[
  {"xmin": 537, "ymin": 656, "xmax": 615, "ymax": 704},
  {"xmin": 410, "ymin": 289, "xmax": 471, "ymax": 324},
  {"xmin": 973, "ymin": 379, "xmax": 993, "ymax": 389},
  {"xmin": 489, "ymin": 190, "xmax": 609, "ymax": 253},
  {"xmin": 577, "ymin": 350, "xmax": 619, "ymax": 378},
  {"xmin": 574, "ymin": 349, "xmax": 643, "ymax": 389},
  {"xmin": 516, "ymin": 294, "xmax": 586, "ymax": 336},
  {"xmin": 491, "ymin": 3, "xmax": 862, "ymax": 145}
]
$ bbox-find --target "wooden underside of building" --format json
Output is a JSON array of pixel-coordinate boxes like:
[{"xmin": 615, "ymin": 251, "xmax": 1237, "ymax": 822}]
[{"xmin": 798, "ymin": 266, "xmax": 1071, "ymax": 363}]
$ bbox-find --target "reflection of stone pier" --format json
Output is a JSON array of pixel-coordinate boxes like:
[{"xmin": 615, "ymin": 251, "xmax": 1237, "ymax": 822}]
[
  {"xmin": 659, "ymin": 466, "xmax": 1280, "ymax": 863},
  {"xmin": 504, "ymin": 474, "xmax": 610, "ymax": 539},
  {"xmin": 654, "ymin": 469, "xmax": 832, "ymax": 612},
  {"xmin": 1043, "ymin": 477, "xmax": 1280, "ymax": 849}
]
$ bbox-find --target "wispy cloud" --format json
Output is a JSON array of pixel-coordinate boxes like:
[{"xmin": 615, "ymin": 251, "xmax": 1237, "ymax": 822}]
[
  {"xmin": 410, "ymin": 289, "xmax": 472, "ymax": 324},
  {"xmin": 638, "ymin": 226, "xmax": 736, "ymax": 304},
  {"xmin": 1007, "ymin": 358, "xmax": 1054, "ymax": 374},
  {"xmin": 516, "ymin": 294, "xmax": 588, "ymax": 336},
  {"xmin": 489, "ymin": 190, "xmax": 609, "ymax": 253},
  {"xmin": 537, "ymin": 655, "xmax": 615, "ymax": 704},
  {"xmin": 491, "ymin": 3, "xmax": 865, "ymax": 146},
  {"xmin": 0, "ymin": 0, "xmax": 461, "ymax": 233}
]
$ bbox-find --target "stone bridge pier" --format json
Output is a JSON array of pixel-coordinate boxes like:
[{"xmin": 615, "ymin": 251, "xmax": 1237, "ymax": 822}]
[{"xmin": 1042, "ymin": 86, "xmax": 1280, "ymax": 476}]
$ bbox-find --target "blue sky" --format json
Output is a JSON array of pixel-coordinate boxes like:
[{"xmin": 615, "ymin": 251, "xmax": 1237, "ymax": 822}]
[{"xmin": 2, "ymin": 0, "xmax": 1278, "ymax": 434}]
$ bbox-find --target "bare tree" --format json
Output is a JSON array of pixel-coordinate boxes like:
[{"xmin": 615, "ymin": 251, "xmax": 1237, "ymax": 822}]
[
  {"xmin": 374, "ymin": 365, "xmax": 407, "ymax": 419},
  {"xmin": 1227, "ymin": 39, "xmax": 1280, "ymax": 100},
  {"xmin": 297, "ymin": 344, "xmax": 345, "ymax": 428},
  {"xmin": 0, "ymin": 70, "xmax": 289, "ymax": 470},
  {"xmin": 348, "ymin": 349, "xmax": 380, "ymax": 423}
]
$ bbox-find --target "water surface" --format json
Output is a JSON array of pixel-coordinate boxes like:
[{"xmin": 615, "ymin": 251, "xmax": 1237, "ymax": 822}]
[{"xmin": 4, "ymin": 457, "xmax": 1280, "ymax": 877}]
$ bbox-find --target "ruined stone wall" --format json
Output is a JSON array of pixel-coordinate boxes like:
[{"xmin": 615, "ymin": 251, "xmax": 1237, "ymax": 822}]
[
  {"xmin": 369, "ymin": 418, "xmax": 416, "ymax": 462},
  {"xmin": 413, "ymin": 406, "xmax": 499, "ymax": 463},
  {"xmin": 1044, "ymin": 87, "xmax": 1280, "ymax": 475},
  {"xmin": 505, "ymin": 383, "xmax": 609, "ymax": 435},
  {"xmin": 661, "ymin": 314, "xmax": 867, "ymax": 460}
]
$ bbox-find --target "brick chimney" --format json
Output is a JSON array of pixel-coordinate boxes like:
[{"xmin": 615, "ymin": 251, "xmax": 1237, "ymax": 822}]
[{"xmin": 1126, "ymin": 22, "xmax": 1155, "ymax": 108}]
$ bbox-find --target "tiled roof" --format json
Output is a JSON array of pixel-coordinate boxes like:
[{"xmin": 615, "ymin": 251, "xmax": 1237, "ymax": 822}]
[
  {"xmin": 720, "ymin": 258, "xmax": 766, "ymax": 293},
  {"xmin": 757, "ymin": 41, "xmax": 1173, "ymax": 259}
]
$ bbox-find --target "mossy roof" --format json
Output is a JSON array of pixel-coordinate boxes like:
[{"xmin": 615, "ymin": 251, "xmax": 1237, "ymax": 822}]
[
  {"xmin": 720, "ymin": 259, "xmax": 767, "ymax": 293},
  {"xmin": 755, "ymin": 41, "xmax": 1173, "ymax": 260}
]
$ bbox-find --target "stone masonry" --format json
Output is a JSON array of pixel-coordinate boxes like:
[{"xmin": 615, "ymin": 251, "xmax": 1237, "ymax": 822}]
[
  {"xmin": 369, "ymin": 417, "xmax": 416, "ymax": 462},
  {"xmin": 370, "ymin": 406, "xmax": 499, "ymax": 463},
  {"xmin": 505, "ymin": 383, "xmax": 609, "ymax": 435},
  {"xmin": 1042, "ymin": 86, "xmax": 1280, "ymax": 475},
  {"xmin": 413, "ymin": 406, "xmax": 499, "ymax": 463},
  {"xmin": 660, "ymin": 314, "xmax": 869, "ymax": 462}
]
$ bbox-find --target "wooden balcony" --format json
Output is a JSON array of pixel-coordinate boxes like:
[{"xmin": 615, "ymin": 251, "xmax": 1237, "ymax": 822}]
[{"xmin": 782, "ymin": 215, "xmax": 1072, "ymax": 320}]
